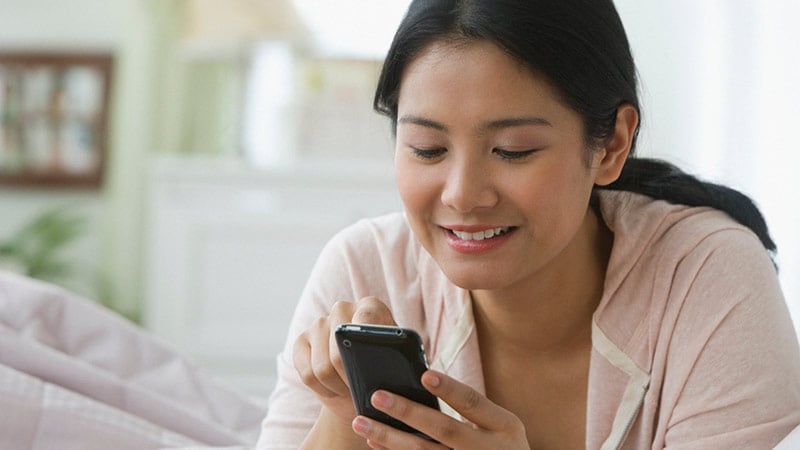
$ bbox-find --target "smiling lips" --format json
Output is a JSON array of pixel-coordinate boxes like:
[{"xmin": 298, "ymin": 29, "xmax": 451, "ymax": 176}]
[
  {"xmin": 442, "ymin": 226, "xmax": 516, "ymax": 254},
  {"xmin": 450, "ymin": 227, "xmax": 511, "ymax": 241}
]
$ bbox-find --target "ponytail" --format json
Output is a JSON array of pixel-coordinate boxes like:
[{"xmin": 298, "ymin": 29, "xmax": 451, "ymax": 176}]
[{"xmin": 599, "ymin": 158, "xmax": 777, "ymax": 254}]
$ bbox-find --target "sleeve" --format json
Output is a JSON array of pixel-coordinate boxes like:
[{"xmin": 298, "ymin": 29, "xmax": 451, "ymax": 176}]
[
  {"xmin": 661, "ymin": 229, "xmax": 800, "ymax": 449},
  {"xmin": 254, "ymin": 219, "xmax": 393, "ymax": 449}
]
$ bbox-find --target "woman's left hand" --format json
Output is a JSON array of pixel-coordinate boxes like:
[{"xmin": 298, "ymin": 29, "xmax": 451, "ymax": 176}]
[{"xmin": 350, "ymin": 369, "xmax": 530, "ymax": 450}]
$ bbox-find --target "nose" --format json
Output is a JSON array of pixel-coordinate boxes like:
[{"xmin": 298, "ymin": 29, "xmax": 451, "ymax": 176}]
[{"xmin": 440, "ymin": 157, "xmax": 499, "ymax": 213}]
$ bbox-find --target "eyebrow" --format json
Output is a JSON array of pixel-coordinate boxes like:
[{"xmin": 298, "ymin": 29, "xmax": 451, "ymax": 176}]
[
  {"xmin": 398, "ymin": 115, "xmax": 448, "ymax": 131},
  {"xmin": 397, "ymin": 115, "xmax": 553, "ymax": 132},
  {"xmin": 482, "ymin": 117, "xmax": 553, "ymax": 131}
]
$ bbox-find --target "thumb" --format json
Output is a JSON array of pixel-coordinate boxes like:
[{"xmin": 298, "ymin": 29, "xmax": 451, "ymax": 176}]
[{"xmin": 351, "ymin": 296, "xmax": 396, "ymax": 326}]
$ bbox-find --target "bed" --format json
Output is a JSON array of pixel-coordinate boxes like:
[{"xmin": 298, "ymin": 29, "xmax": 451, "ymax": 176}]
[{"xmin": 0, "ymin": 270, "xmax": 266, "ymax": 449}]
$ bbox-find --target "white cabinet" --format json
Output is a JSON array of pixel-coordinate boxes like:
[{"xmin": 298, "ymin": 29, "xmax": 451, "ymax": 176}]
[{"xmin": 142, "ymin": 157, "xmax": 403, "ymax": 399}]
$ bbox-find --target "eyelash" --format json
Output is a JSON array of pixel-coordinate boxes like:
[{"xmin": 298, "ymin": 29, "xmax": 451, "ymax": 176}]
[
  {"xmin": 411, "ymin": 147, "xmax": 447, "ymax": 160},
  {"xmin": 411, "ymin": 147, "xmax": 539, "ymax": 161},
  {"xmin": 493, "ymin": 148, "xmax": 538, "ymax": 160}
]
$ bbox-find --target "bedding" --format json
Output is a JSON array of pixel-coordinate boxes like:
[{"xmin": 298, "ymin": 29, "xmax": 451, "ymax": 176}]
[{"xmin": 0, "ymin": 270, "xmax": 266, "ymax": 449}]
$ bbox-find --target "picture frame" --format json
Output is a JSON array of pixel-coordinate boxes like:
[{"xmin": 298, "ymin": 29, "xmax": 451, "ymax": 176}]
[{"xmin": 0, "ymin": 52, "xmax": 113, "ymax": 188}]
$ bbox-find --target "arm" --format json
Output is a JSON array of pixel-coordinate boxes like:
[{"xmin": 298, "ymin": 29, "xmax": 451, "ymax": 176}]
[
  {"xmin": 300, "ymin": 402, "xmax": 371, "ymax": 450},
  {"xmin": 257, "ymin": 301, "xmax": 374, "ymax": 450},
  {"xmin": 293, "ymin": 298, "xmax": 392, "ymax": 450},
  {"xmin": 255, "ymin": 229, "xmax": 357, "ymax": 449},
  {"xmin": 256, "ymin": 221, "xmax": 399, "ymax": 449}
]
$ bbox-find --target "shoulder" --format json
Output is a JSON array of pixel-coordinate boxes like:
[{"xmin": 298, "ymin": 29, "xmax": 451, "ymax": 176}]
[
  {"xmin": 599, "ymin": 189, "xmax": 753, "ymax": 238},
  {"xmin": 285, "ymin": 212, "xmax": 424, "ymax": 337},
  {"xmin": 304, "ymin": 212, "xmax": 426, "ymax": 311},
  {"xmin": 320, "ymin": 212, "xmax": 420, "ymax": 272},
  {"xmin": 313, "ymin": 212, "xmax": 458, "ymax": 331},
  {"xmin": 598, "ymin": 189, "xmax": 772, "ymax": 277},
  {"xmin": 595, "ymin": 189, "xmax": 783, "ymax": 357},
  {"xmin": 593, "ymin": 192, "xmax": 800, "ymax": 447},
  {"xmin": 329, "ymin": 212, "xmax": 416, "ymax": 249},
  {"xmin": 598, "ymin": 189, "xmax": 790, "ymax": 365}
]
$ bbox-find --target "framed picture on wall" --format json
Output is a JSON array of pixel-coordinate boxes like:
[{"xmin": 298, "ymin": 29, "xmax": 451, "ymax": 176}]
[{"xmin": 0, "ymin": 53, "xmax": 112, "ymax": 188}]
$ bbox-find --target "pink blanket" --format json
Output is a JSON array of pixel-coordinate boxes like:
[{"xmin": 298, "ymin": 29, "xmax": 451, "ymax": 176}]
[{"xmin": 0, "ymin": 271, "xmax": 265, "ymax": 449}]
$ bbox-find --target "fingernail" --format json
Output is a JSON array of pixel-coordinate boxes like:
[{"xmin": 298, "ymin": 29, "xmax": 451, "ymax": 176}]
[
  {"xmin": 372, "ymin": 390, "xmax": 393, "ymax": 408},
  {"xmin": 423, "ymin": 371, "xmax": 440, "ymax": 387},
  {"xmin": 353, "ymin": 416, "xmax": 370, "ymax": 434}
]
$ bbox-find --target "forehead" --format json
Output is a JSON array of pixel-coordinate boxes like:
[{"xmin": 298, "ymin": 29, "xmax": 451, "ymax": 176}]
[
  {"xmin": 397, "ymin": 40, "xmax": 571, "ymax": 119},
  {"xmin": 396, "ymin": 39, "xmax": 580, "ymax": 135}
]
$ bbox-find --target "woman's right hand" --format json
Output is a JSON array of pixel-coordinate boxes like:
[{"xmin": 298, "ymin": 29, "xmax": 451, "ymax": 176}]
[{"xmin": 293, "ymin": 296, "xmax": 398, "ymax": 426}]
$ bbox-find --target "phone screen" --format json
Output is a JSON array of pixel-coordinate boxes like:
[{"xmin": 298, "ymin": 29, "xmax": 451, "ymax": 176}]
[{"xmin": 335, "ymin": 323, "xmax": 440, "ymax": 439}]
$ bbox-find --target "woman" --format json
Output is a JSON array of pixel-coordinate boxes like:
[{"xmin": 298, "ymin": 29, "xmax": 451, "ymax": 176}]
[{"xmin": 258, "ymin": 1, "xmax": 800, "ymax": 448}]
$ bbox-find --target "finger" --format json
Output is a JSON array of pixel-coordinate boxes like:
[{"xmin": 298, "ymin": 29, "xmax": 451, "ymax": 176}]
[
  {"xmin": 366, "ymin": 440, "xmax": 387, "ymax": 450},
  {"xmin": 292, "ymin": 332, "xmax": 339, "ymax": 398},
  {"xmin": 308, "ymin": 318, "xmax": 350, "ymax": 397},
  {"xmin": 328, "ymin": 300, "xmax": 357, "ymax": 326},
  {"xmin": 422, "ymin": 370, "xmax": 519, "ymax": 431},
  {"xmin": 352, "ymin": 416, "xmax": 448, "ymax": 450},
  {"xmin": 369, "ymin": 389, "xmax": 469, "ymax": 448},
  {"xmin": 328, "ymin": 301, "xmax": 358, "ymax": 382},
  {"xmin": 352, "ymin": 296, "xmax": 396, "ymax": 326}
]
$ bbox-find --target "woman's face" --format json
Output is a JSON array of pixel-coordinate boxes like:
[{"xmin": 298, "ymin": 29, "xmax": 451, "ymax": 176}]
[{"xmin": 394, "ymin": 40, "xmax": 606, "ymax": 292}]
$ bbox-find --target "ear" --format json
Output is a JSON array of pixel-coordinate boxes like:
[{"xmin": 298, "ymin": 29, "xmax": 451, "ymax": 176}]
[{"xmin": 593, "ymin": 103, "xmax": 639, "ymax": 186}]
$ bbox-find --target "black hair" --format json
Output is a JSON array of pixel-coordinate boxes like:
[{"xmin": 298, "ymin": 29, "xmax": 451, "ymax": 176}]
[{"xmin": 374, "ymin": 0, "xmax": 776, "ymax": 254}]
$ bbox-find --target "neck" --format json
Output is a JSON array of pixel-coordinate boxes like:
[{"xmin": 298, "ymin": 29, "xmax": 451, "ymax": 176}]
[{"xmin": 471, "ymin": 204, "xmax": 612, "ymax": 357}]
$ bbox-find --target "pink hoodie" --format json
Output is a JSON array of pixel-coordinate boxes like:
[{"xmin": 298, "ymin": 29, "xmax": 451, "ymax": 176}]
[{"xmin": 258, "ymin": 190, "xmax": 800, "ymax": 449}]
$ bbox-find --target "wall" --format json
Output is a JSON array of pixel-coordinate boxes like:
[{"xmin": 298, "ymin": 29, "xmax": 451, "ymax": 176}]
[
  {"xmin": 616, "ymin": 1, "xmax": 800, "ymax": 329},
  {"xmin": 0, "ymin": 0, "xmax": 130, "ymax": 304},
  {"xmin": 0, "ymin": 0, "xmax": 125, "ymax": 51}
]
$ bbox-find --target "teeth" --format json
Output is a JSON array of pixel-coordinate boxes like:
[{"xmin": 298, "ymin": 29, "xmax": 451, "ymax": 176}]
[{"xmin": 451, "ymin": 227, "xmax": 510, "ymax": 241}]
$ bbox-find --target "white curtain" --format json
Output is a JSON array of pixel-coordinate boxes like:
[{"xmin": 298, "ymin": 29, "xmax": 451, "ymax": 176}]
[{"xmin": 617, "ymin": 0, "xmax": 800, "ymax": 336}]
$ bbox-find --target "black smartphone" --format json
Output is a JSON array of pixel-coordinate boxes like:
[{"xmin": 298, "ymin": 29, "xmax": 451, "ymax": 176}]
[{"xmin": 335, "ymin": 323, "xmax": 440, "ymax": 440}]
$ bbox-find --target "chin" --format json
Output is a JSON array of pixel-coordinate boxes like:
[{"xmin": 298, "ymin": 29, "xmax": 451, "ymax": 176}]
[{"xmin": 440, "ymin": 266, "xmax": 515, "ymax": 291}]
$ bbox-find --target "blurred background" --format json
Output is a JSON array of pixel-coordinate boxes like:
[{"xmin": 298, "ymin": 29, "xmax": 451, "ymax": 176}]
[{"xmin": 0, "ymin": 0, "xmax": 797, "ymax": 400}]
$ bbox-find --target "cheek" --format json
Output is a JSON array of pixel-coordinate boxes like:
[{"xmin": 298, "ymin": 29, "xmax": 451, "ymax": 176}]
[
  {"xmin": 509, "ymin": 158, "xmax": 594, "ymax": 228},
  {"xmin": 394, "ymin": 159, "xmax": 435, "ymax": 219}
]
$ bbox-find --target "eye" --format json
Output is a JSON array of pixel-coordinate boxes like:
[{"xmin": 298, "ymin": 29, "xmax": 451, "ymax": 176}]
[
  {"xmin": 493, "ymin": 148, "xmax": 539, "ymax": 160},
  {"xmin": 411, "ymin": 147, "xmax": 447, "ymax": 160}
]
